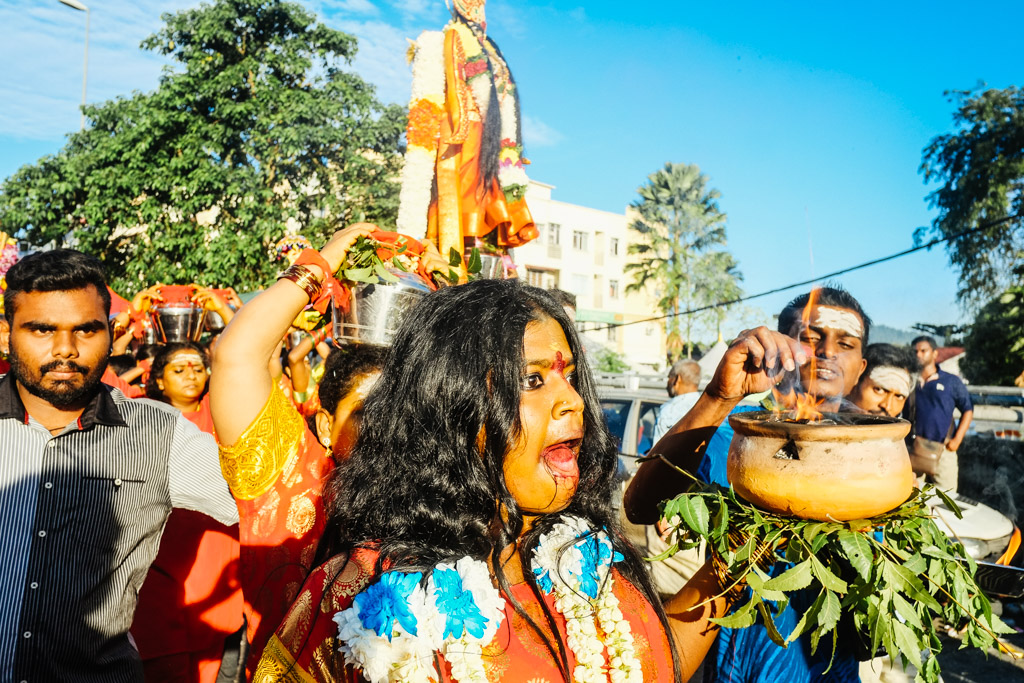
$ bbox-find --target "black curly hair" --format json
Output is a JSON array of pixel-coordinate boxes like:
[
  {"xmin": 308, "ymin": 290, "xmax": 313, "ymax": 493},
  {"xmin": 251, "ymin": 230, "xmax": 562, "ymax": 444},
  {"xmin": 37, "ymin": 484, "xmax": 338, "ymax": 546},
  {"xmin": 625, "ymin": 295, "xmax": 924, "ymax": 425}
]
[
  {"xmin": 322, "ymin": 278, "xmax": 682, "ymax": 681},
  {"xmin": 318, "ymin": 344, "xmax": 388, "ymax": 417}
]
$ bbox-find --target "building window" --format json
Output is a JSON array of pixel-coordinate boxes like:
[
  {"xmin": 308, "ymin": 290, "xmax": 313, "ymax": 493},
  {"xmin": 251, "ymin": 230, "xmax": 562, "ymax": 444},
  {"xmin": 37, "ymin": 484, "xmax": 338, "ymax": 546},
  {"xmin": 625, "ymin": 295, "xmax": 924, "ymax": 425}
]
[
  {"xmin": 526, "ymin": 268, "xmax": 558, "ymax": 290},
  {"xmin": 607, "ymin": 325, "xmax": 618, "ymax": 342},
  {"xmin": 548, "ymin": 224, "xmax": 561, "ymax": 246},
  {"xmin": 608, "ymin": 279, "xmax": 619, "ymax": 299},
  {"xmin": 572, "ymin": 230, "xmax": 588, "ymax": 251},
  {"xmin": 610, "ymin": 237, "xmax": 620, "ymax": 257}
]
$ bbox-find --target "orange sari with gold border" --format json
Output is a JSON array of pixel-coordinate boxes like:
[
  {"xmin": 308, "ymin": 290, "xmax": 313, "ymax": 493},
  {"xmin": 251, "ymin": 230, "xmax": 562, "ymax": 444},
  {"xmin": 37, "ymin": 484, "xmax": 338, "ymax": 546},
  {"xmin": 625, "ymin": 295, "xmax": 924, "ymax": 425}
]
[{"xmin": 218, "ymin": 385, "xmax": 335, "ymax": 672}]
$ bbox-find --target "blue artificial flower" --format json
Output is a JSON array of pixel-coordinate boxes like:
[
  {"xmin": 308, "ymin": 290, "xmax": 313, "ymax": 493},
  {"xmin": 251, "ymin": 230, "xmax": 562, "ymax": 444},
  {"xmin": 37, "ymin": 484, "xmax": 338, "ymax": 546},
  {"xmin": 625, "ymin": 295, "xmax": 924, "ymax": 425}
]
[
  {"xmin": 575, "ymin": 535, "xmax": 603, "ymax": 598},
  {"xmin": 574, "ymin": 533, "xmax": 621, "ymax": 599},
  {"xmin": 354, "ymin": 571, "xmax": 423, "ymax": 640},
  {"xmin": 533, "ymin": 566, "xmax": 554, "ymax": 594},
  {"xmin": 432, "ymin": 567, "xmax": 489, "ymax": 640}
]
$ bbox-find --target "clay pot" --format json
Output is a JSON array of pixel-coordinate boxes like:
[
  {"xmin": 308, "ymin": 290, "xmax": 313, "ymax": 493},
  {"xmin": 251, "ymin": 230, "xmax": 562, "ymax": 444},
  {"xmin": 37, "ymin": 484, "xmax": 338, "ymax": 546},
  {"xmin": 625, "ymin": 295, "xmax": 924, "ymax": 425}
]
[{"xmin": 726, "ymin": 411, "xmax": 914, "ymax": 521}]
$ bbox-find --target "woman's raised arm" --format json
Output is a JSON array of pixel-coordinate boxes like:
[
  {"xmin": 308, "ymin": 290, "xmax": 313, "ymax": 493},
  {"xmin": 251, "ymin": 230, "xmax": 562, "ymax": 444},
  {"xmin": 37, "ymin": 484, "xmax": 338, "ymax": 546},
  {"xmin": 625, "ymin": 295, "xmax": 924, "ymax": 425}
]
[{"xmin": 210, "ymin": 224, "xmax": 376, "ymax": 444}]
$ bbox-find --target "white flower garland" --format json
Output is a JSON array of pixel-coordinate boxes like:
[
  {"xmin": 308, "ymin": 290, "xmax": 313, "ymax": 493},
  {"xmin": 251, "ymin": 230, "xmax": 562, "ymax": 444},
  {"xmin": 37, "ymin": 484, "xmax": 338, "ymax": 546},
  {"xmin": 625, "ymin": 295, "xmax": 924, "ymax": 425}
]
[
  {"xmin": 532, "ymin": 516, "xmax": 643, "ymax": 683},
  {"xmin": 333, "ymin": 556, "xmax": 504, "ymax": 683},
  {"xmin": 334, "ymin": 516, "xmax": 639, "ymax": 683},
  {"xmin": 396, "ymin": 30, "xmax": 445, "ymax": 239}
]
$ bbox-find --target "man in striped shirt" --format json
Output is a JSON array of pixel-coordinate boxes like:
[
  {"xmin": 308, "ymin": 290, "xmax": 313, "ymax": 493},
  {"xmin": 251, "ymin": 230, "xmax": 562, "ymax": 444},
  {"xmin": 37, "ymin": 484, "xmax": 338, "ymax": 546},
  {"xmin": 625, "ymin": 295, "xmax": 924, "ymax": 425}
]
[{"xmin": 0, "ymin": 250, "xmax": 238, "ymax": 683}]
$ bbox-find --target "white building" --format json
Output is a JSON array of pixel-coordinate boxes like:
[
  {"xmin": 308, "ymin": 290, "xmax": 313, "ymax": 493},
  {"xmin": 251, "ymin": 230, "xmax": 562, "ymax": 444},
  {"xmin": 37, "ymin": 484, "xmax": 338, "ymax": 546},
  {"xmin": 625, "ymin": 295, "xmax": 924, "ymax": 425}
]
[{"xmin": 512, "ymin": 181, "xmax": 666, "ymax": 371}]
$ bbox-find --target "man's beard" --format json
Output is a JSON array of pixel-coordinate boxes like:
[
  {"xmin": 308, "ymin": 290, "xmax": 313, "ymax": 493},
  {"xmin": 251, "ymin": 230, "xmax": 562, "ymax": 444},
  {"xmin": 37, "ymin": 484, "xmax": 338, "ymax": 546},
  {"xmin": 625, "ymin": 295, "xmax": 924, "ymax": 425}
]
[{"xmin": 8, "ymin": 351, "xmax": 108, "ymax": 409}]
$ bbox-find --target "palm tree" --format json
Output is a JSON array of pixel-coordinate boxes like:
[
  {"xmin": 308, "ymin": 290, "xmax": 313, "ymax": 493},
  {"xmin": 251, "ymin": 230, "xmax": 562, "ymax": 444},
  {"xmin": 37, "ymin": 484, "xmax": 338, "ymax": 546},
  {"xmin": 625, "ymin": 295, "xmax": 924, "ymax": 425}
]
[{"xmin": 625, "ymin": 162, "xmax": 742, "ymax": 361}]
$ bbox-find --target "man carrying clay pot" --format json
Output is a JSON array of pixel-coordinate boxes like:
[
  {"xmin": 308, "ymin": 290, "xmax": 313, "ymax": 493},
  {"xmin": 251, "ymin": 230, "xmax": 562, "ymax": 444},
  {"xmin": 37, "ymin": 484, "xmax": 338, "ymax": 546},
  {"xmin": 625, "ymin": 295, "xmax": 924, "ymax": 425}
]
[{"xmin": 625, "ymin": 284, "xmax": 871, "ymax": 683}]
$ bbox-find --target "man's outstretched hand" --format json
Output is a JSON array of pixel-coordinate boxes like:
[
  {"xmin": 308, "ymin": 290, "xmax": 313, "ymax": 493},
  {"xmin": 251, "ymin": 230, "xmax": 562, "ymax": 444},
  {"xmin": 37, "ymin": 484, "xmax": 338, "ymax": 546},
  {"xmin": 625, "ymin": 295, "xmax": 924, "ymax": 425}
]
[{"xmin": 704, "ymin": 326, "xmax": 808, "ymax": 404}]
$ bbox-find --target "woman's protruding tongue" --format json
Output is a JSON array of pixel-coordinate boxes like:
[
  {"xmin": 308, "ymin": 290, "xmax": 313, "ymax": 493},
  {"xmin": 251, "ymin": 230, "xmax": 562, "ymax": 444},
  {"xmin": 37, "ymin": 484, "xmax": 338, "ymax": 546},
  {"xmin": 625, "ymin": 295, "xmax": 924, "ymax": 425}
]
[{"xmin": 542, "ymin": 442, "xmax": 579, "ymax": 480}]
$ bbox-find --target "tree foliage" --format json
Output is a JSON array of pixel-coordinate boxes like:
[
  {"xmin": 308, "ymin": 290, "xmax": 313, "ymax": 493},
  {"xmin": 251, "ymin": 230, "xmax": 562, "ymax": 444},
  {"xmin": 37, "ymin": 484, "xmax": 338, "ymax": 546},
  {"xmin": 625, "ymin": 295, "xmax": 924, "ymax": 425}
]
[
  {"xmin": 960, "ymin": 270, "xmax": 1024, "ymax": 385},
  {"xmin": 625, "ymin": 163, "xmax": 743, "ymax": 361},
  {"xmin": 593, "ymin": 348, "xmax": 630, "ymax": 374},
  {"xmin": 919, "ymin": 86, "xmax": 1024, "ymax": 308},
  {"xmin": 0, "ymin": 0, "xmax": 405, "ymax": 294}
]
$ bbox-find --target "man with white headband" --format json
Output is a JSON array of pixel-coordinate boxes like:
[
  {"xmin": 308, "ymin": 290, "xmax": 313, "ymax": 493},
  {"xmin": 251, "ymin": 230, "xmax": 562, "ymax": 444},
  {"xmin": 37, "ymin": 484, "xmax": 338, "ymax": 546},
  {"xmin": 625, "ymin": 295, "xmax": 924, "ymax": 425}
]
[
  {"xmin": 626, "ymin": 285, "xmax": 872, "ymax": 683},
  {"xmin": 847, "ymin": 343, "xmax": 916, "ymax": 417}
]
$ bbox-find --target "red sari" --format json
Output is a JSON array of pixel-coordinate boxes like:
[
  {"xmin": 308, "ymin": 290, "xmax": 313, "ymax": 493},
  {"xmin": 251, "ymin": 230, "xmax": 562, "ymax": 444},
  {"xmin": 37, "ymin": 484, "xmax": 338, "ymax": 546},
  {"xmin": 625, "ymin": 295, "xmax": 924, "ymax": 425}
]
[
  {"xmin": 132, "ymin": 395, "xmax": 244, "ymax": 683},
  {"xmin": 252, "ymin": 549, "xmax": 676, "ymax": 682},
  {"xmin": 218, "ymin": 385, "xmax": 335, "ymax": 672}
]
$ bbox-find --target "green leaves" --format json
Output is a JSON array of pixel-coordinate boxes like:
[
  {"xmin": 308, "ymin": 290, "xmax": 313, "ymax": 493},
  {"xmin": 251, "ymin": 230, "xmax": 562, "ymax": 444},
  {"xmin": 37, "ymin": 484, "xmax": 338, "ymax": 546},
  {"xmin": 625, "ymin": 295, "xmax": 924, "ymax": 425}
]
[
  {"xmin": 837, "ymin": 530, "xmax": 872, "ymax": 580},
  {"xmin": 919, "ymin": 86, "xmax": 1024, "ymax": 310},
  {"xmin": 657, "ymin": 483, "xmax": 1008, "ymax": 683},
  {"xmin": 762, "ymin": 560, "xmax": 813, "ymax": 592}
]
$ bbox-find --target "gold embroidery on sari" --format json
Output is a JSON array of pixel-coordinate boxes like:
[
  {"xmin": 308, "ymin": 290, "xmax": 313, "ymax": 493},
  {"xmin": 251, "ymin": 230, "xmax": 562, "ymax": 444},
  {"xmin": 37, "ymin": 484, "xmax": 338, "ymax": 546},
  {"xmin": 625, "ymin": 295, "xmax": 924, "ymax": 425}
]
[
  {"xmin": 278, "ymin": 590, "xmax": 314, "ymax": 652},
  {"xmin": 286, "ymin": 495, "xmax": 317, "ymax": 536},
  {"xmin": 219, "ymin": 385, "xmax": 305, "ymax": 500},
  {"xmin": 252, "ymin": 634, "xmax": 317, "ymax": 683},
  {"xmin": 250, "ymin": 489, "xmax": 281, "ymax": 539}
]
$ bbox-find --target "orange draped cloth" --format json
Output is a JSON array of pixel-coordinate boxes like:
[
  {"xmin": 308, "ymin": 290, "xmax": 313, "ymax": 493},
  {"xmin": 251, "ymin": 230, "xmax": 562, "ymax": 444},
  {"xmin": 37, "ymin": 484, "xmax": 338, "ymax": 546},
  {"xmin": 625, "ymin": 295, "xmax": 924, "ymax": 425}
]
[
  {"xmin": 425, "ymin": 26, "xmax": 539, "ymax": 262},
  {"xmin": 131, "ymin": 396, "xmax": 244, "ymax": 683},
  {"xmin": 252, "ymin": 549, "xmax": 676, "ymax": 682},
  {"xmin": 218, "ymin": 385, "xmax": 335, "ymax": 674}
]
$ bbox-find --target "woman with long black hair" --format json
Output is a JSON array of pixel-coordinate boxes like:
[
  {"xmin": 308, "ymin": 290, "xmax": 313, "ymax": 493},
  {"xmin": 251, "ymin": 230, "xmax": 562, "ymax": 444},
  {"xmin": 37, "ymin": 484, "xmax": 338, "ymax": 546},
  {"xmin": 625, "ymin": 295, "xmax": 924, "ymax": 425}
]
[{"xmin": 253, "ymin": 274, "xmax": 804, "ymax": 682}]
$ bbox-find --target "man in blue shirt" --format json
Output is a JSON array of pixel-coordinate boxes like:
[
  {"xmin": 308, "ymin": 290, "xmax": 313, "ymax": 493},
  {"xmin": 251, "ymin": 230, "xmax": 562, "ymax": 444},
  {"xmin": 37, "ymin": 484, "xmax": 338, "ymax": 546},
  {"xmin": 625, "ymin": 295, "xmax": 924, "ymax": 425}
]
[
  {"xmin": 905, "ymin": 335, "xmax": 973, "ymax": 493},
  {"xmin": 628, "ymin": 286, "xmax": 871, "ymax": 683}
]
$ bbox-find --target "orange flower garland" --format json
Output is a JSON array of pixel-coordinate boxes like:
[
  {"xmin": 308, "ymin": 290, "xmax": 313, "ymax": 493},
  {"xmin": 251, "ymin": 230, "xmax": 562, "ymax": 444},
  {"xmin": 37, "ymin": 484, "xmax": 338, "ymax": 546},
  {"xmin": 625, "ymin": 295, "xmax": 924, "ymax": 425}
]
[{"xmin": 406, "ymin": 99, "xmax": 444, "ymax": 150}]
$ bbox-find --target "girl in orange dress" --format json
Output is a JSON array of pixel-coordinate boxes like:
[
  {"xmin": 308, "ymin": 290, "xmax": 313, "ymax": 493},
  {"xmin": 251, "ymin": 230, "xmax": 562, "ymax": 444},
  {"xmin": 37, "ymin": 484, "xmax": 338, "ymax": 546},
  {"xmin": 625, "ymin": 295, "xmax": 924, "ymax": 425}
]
[
  {"xmin": 253, "ymin": 278, "xmax": 734, "ymax": 682},
  {"xmin": 131, "ymin": 342, "xmax": 244, "ymax": 683},
  {"xmin": 209, "ymin": 225, "xmax": 434, "ymax": 673}
]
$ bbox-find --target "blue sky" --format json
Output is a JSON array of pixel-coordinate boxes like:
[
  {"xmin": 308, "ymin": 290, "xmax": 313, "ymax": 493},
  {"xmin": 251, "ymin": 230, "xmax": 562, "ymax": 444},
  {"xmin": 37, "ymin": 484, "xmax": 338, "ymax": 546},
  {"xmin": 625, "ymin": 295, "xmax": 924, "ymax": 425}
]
[{"xmin": 2, "ymin": 0, "xmax": 1021, "ymax": 335}]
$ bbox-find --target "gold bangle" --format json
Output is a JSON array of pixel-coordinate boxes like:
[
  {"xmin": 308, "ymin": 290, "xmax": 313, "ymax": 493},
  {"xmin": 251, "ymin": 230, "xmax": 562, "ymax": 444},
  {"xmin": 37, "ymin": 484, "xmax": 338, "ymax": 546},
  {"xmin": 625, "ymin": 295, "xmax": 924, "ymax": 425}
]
[{"xmin": 278, "ymin": 264, "xmax": 324, "ymax": 302}]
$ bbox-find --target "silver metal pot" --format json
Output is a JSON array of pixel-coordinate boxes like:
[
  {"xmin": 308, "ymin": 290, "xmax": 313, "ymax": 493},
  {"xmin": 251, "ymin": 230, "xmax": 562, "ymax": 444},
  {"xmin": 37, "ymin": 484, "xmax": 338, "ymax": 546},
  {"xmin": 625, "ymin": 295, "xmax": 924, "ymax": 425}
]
[
  {"xmin": 205, "ymin": 311, "xmax": 227, "ymax": 331},
  {"xmin": 332, "ymin": 270, "xmax": 432, "ymax": 345},
  {"xmin": 151, "ymin": 304, "xmax": 208, "ymax": 343},
  {"xmin": 476, "ymin": 253, "xmax": 512, "ymax": 280}
]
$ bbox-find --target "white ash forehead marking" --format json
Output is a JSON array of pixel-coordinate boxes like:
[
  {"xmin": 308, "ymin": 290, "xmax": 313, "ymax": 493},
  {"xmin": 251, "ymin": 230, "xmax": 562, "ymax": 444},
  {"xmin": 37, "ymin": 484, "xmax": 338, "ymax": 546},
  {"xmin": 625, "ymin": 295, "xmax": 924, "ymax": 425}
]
[
  {"xmin": 869, "ymin": 367, "xmax": 911, "ymax": 397},
  {"xmin": 166, "ymin": 352, "xmax": 206, "ymax": 366},
  {"xmin": 813, "ymin": 307, "xmax": 863, "ymax": 338}
]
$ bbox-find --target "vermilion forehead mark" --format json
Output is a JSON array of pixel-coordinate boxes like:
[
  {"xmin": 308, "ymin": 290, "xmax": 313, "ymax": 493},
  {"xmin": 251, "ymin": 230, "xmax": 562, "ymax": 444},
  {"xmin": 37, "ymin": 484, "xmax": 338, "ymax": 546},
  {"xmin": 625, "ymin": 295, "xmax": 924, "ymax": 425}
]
[{"xmin": 552, "ymin": 351, "xmax": 566, "ymax": 376}]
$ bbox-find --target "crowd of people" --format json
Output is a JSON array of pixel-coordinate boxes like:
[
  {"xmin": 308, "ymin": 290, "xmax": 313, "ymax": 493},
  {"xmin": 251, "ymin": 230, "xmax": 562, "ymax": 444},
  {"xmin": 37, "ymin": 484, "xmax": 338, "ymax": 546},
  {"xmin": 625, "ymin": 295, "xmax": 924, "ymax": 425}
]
[{"xmin": 0, "ymin": 225, "xmax": 976, "ymax": 683}]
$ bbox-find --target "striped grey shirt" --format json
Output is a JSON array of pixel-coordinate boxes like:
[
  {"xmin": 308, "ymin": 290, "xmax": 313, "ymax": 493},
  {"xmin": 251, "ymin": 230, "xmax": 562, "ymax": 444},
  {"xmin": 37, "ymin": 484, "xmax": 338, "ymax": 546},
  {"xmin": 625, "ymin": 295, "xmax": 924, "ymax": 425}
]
[{"xmin": 0, "ymin": 374, "xmax": 238, "ymax": 683}]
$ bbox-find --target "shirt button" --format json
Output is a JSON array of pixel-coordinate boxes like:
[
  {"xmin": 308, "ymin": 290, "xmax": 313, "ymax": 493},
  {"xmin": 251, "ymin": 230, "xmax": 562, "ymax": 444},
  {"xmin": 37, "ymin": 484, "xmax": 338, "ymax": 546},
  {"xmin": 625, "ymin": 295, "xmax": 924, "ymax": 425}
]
[
  {"xmin": 43, "ymin": 482, "xmax": 53, "ymax": 490},
  {"xmin": 29, "ymin": 582, "xmax": 38, "ymax": 589},
  {"xmin": 47, "ymin": 441, "xmax": 56, "ymax": 448},
  {"xmin": 114, "ymin": 478, "xmax": 122, "ymax": 486},
  {"xmin": 37, "ymin": 530, "xmax": 46, "ymax": 538},
  {"xmin": 22, "ymin": 631, "xmax": 31, "ymax": 639}
]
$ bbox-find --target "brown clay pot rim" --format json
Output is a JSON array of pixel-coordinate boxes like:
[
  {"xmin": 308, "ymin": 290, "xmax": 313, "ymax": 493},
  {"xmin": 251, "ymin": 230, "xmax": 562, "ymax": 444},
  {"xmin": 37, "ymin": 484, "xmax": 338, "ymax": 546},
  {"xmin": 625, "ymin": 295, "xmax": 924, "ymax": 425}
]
[{"xmin": 728, "ymin": 410, "xmax": 911, "ymax": 441}]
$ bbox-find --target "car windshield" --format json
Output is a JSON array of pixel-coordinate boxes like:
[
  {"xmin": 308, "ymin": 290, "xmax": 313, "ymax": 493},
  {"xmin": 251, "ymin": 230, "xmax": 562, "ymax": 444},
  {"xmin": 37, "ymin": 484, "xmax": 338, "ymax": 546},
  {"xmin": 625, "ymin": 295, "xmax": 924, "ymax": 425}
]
[{"xmin": 601, "ymin": 399, "xmax": 631, "ymax": 452}]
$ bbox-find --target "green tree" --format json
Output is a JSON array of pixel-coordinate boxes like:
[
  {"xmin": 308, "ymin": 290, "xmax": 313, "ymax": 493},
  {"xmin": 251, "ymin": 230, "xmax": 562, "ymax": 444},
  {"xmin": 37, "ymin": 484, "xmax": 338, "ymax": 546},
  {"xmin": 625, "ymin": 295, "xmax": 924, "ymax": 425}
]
[
  {"xmin": 960, "ymin": 266, "xmax": 1024, "ymax": 385},
  {"xmin": 593, "ymin": 348, "xmax": 630, "ymax": 374},
  {"xmin": 0, "ymin": 0, "xmax": 405, "ymax": 294},
  {"xmin": 919, "ymin": 86, "xmax": 1024, "ymax": 308},
  {"xmin": 625, "ymin": 162, "xmax": 743, "ymax": 361}
]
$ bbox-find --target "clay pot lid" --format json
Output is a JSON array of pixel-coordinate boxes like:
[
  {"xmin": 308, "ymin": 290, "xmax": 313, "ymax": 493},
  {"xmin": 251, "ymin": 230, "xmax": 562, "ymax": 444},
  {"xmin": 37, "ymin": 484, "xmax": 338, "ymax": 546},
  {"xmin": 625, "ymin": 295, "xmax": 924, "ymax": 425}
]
[{"xmin": 728, "ymin": 410, "xmax": 911, "ymax": 441}]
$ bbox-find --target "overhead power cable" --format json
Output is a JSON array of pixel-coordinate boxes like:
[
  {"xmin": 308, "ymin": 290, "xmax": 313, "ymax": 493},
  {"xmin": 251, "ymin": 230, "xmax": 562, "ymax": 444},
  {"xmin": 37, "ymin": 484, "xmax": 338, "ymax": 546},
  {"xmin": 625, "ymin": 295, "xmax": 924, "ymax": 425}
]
[{"xmin": 589, "ymin": 213, "xmax": 1021, "ymax": 332}]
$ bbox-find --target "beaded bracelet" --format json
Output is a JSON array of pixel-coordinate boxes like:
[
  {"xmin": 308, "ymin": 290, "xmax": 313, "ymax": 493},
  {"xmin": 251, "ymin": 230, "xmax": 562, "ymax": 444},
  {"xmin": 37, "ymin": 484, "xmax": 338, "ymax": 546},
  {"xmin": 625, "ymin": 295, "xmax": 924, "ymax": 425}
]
[{"xmin": 278, "ymin": 264, "xmax": 323, "ymax": 302}]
